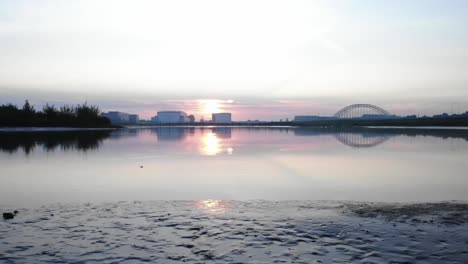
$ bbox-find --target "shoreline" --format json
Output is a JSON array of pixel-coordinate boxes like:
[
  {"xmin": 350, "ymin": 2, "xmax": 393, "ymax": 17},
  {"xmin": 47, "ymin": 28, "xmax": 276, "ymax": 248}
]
[
  {"xmin": 0, "ymin": 127, "xmax": 119, "ymax": 132},
  {"xmin": 2, "ymin": 124, "xmax": 468, "ymax": 131},
  {"xmin": 2, "ymin": 200, "xmax": 468, "ymax": 263},
  {"xmin": 365, "ymin": 125, "xmax": 468, "ymax": 130},
  {"xmin": 3, "ymin": 200, "xmax": 468, "ymax": 215}
]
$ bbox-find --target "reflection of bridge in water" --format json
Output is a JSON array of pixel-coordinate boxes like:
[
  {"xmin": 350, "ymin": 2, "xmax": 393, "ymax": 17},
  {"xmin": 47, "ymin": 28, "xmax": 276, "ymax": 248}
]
[
  {"xmin": 293, "ymin": 128, "xmax": 392, "ymax": 148},
  {"xmin": 333, "ymin": 132, "xmax": 390, "ymax": 148}
]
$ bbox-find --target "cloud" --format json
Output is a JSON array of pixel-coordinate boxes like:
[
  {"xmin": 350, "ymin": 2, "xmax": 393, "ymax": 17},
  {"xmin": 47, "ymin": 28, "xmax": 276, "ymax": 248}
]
[{"xmin": 1, "ymin": 0, "xmax": 467, "ymax": 118}]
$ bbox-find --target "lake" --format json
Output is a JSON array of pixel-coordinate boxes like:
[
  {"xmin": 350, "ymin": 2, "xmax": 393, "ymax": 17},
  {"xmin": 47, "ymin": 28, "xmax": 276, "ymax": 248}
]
[
  {"xmin": 1, "ymin": 127, "xmax": 468, "ymax": 207},
  {"xmin": 2, "ymin": 126, "xmax": 468, "ymax": 263}
]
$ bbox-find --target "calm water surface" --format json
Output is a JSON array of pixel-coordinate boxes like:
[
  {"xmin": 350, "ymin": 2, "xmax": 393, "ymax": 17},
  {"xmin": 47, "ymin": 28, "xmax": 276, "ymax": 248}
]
[{"xmin": 1, "ymin": 127, "xmax": 468, "ymax": 207}]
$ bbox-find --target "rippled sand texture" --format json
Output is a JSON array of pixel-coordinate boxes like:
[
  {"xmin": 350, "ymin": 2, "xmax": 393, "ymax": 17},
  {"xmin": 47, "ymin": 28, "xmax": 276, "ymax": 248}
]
[{"xmin": 1, "ymin": 201, "xmax": 468, "ymax": 263}]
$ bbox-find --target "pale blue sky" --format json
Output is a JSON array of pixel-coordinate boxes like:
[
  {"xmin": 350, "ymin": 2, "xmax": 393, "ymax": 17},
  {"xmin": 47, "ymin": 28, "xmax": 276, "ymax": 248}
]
[{"xmin": 1, "ymin": 0, "xmax": 467, "ymax": 119}]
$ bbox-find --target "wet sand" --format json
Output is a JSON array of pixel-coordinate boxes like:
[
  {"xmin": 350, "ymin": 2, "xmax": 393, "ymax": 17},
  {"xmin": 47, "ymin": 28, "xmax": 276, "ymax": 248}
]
[{"xmin": 1, "ymin": 201, "xmax": 468, "ymax": 263}]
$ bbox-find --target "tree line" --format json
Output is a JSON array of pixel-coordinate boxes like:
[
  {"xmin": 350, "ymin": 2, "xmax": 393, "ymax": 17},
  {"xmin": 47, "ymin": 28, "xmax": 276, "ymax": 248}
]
[{"xmin": 0, "ymin": 100, "xmax": 113, "ymax": 127}]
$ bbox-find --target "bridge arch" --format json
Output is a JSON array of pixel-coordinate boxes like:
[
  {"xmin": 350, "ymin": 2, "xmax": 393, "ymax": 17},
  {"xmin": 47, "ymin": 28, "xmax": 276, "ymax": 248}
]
[{"xmin": 334, "ymin": 104, "xmax": 391, "ymax": 119}]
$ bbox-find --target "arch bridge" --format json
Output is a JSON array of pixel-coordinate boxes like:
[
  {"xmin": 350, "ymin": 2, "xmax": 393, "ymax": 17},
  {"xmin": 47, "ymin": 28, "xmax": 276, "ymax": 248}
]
[{"xmin": 334, "ymin": 104, "xmax": 391, "ymax": 119}]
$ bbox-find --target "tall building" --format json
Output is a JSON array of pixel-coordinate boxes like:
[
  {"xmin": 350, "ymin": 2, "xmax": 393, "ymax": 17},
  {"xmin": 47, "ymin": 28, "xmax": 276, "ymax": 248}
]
[{"xmin": 212, "ymin": 113, "xmax": 232, "ymax": 123}]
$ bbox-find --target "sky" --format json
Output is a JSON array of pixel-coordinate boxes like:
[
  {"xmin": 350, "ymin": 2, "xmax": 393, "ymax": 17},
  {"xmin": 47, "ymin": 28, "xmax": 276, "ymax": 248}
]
[{"xmin": 1, "ymin": 0, "xmax": 468, "ymax": 120}]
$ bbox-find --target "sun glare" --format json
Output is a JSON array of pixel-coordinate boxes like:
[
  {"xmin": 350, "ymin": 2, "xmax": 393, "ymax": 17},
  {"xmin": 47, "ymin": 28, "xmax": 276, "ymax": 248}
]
[
  {"xmin": 199, "ymin": 130, "xmax": 234, "ymax": 155},
  {"xmin": 201, "ymin": 132, "xmax": 220, "ymax": 155},
  {"xmin": 195, "ymin": 200, "xmax": 229, "ymax": 214},
  {"xmin": 199, "ymin": 100, "xmax": 221, "ymax": 115}
]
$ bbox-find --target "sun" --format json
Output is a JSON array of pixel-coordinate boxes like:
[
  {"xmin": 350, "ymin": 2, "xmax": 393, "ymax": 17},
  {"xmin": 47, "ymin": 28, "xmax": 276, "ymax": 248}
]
[{"xmin": 200, "ymin": 99, "xmax": 221, "ymax": 115}]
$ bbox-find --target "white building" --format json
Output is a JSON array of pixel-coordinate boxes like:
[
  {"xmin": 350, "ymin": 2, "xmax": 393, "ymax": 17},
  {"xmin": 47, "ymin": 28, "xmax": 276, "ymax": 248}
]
[
  {"xmin": 155, "ymin": 111, "xmax": 189, "ymax": 123},
  {"xmin": 212, "ymin": 113, "xmax": 232, "ymax": 123}
]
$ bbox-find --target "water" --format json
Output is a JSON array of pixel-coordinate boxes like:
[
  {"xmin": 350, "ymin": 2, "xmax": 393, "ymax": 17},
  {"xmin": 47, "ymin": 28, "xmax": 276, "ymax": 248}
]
[{"xmin": 1, "ymin": 127, "xmax": 468, "ymax": 207}]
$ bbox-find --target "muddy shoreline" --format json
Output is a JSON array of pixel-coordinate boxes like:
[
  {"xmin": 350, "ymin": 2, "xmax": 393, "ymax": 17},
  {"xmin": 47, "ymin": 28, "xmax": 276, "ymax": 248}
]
[{"xmin": 2, "ymin": 200, "xmax": 468, "ymax": 263}]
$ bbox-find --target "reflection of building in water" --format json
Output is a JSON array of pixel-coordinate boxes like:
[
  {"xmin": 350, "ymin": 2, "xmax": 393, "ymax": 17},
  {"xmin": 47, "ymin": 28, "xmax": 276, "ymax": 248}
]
[
  {"xmin": 212, "ymin": 127, "xmax": 232, "ymax": 139},
  {"xmin": 293, "ymin": 129, "xmax": 327, "ymax": 136},
  {"xmin": 154, "ymin": 127, "xmax": 195, "ymax": 141},
  {"xmin": 334, "ymin": 133, "xmax": 390, "ymax": 148},
  {"xmin": 109, "ymin": 128, "xmax": 139, "ymax": 139}
]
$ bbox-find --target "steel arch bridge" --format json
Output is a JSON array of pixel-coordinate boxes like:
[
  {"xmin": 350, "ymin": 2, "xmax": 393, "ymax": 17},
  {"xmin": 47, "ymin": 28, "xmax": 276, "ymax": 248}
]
[
  {"xmin": 334, "ymin": 132, "xmax": 390, "ymax": 148},
  {"xmin": 334, "ymin": 104, "xmax": 391, "ymax": 119}
]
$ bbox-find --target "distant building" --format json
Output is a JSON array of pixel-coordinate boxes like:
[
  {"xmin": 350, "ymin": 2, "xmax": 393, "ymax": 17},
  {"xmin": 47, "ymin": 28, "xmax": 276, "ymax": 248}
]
[
  {"xmin": 294, "ymin": 116, "xmax": 337, "ymax": 122},
  {"xmin": 102, "ymin": 111, "xmax": 140, "ymax": 125},
  {"xmin": 212, "ymin": 113, "xmax": 232, "ymax": 123},
  {"xmin": 154, "ymin": 111, "xmax": 189, "ymax": 124},
  {"xmin": 361, "ymin": 114, "xmax": 399, "ymax": 120},
  {"xmin": 212, "ymin": 127, "xmax": 232, "ymax": 138},
  {"xmin": 101, "ymin": 111, "xmax": 130, "ymax": 125},
  {"xmin": 156, "ymin": 127, "xmax": 186, "ymax": 140},
  {"xmin": 188, "ymin": 115, "xmax": 195, "ymax": 123},
  {"xmin": 129, "ymin": 114, "xmax": 139, "ymax": 124}
]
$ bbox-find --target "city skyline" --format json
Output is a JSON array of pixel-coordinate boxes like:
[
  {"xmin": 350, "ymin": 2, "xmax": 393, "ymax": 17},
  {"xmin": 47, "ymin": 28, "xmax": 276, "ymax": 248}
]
[{"xmin": 2, "ymin": 95, "xmax": 467, "ymax": 121}]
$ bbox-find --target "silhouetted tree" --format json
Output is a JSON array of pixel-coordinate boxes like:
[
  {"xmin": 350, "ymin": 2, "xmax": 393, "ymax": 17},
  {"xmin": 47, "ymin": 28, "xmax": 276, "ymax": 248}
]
[
  {"xmin": 60, "ymin": 105, "xmax": 74, "ymax": 116},
  {"xmin": 76, "ymin": 103, "xmax": 101, "ymax": 119},
  {"xmin": 22, "ymin": 100, "xmax": 35, "ymax": 113},
  {"xmin": 43, "ymin": 103, "xmax": 58, "ymax": 117},
  {"xmin": 0, "ymin": 100, "xmax": 113, "ymax": 127}
]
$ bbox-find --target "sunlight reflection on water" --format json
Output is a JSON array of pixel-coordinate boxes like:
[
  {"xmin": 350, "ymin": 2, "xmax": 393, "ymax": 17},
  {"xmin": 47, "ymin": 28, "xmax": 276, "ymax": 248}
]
[
  {"xmin": 195, "ymin": 200, "xmax": 230, "ymax": 214},
  {"xmin": 201, "ymin": 132, "xmax": 220, "ymax": 155},
  {"xmin": 200, "ymin": 131, "xmax": 234, "ymax": 155}
]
